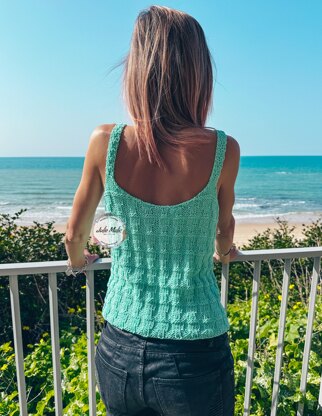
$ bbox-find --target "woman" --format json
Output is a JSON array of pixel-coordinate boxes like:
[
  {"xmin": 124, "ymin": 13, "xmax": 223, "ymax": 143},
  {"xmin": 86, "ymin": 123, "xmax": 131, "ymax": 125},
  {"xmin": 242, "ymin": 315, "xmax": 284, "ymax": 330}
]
[{"xmin": 65, "ymin": 5, "xmax": 240, "ymax": 416}]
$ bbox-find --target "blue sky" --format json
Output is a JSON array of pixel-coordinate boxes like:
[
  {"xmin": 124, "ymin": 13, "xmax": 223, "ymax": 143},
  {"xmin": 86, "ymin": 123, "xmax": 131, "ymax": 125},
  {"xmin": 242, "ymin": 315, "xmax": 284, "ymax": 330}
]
[{"xmin": 0, "ymin": 1, "xmax": 321, "ymax": 157}]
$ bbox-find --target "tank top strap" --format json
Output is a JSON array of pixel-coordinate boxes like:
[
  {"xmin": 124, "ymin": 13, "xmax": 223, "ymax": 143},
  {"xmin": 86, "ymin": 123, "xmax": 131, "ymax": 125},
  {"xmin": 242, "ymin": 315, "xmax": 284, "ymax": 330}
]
[
  {"xmin": 105, "ymin": 123, "xmax": 127, "ymax": 190},
  {"xmin": 212, "ymin": 130, "xmax": 228, "ymax": 184}
]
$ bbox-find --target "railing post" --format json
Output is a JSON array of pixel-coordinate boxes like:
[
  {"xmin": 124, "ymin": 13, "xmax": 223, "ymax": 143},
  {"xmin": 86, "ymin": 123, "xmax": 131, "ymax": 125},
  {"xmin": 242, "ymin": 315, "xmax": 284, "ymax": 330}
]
[
  {"xmin": 221, "ymin": 263, "xmax": 230, "ymax": 310},
  {"xmin": 297, "ymin": 256, "xmax": 321, "ymax": 416},
  {"xmin": 48, "ymin": 273, "xmax": 63, "ymax": 415},
  {"xmin": 9, "ymin": 275, "xmax": 28, "ymax": 416},
  {"xmin": 243, "ymin": 260, "xmax": 261, "ymax": 416},
  {"xmin": 319, "ymin": 372, "xmax": 322, "ymax": 411},
  {"xmin": 86, "ymin": 270, "xmax": 96, "ymax": 416},
  {"xmin": 271, "ymin": 258, "xmax": 292, "ymax": 415}
]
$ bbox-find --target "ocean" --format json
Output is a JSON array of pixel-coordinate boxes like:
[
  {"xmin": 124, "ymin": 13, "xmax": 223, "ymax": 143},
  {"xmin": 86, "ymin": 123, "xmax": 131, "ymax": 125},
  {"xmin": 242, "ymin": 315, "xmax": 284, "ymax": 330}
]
[{"xmin": 0, "ymin": 156, "xmax": 321, "ymax": 225}]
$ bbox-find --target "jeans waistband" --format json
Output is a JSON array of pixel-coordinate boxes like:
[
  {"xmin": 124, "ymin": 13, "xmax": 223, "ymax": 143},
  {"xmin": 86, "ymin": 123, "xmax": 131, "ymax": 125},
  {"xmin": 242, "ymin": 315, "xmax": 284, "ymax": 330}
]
[{"xmin": 102, "ymin": 320, "xmax": 229, "ymax": 353}]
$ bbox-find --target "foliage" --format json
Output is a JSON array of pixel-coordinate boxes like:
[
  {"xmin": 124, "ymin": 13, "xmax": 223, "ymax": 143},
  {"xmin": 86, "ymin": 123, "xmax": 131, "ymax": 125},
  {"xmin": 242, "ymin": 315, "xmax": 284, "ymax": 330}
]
[
  {"xmin": 0, "ymin": 328, "xmax": 106, "ymax": 415},
  {"xmin": 0, "ymin": 210, "xmax": 321, "ymax": 414},
  {"xmin": 228, "ymin": 295, "xmax": 322, "ymax": 415}
]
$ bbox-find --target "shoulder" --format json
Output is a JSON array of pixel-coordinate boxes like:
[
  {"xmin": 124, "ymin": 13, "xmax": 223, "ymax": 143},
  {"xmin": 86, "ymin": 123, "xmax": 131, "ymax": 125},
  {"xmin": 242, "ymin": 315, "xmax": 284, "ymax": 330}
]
[
  {"xmin": 219, "ymin": 134, "xmax": 240, "ymax": 184},
  {"xmin": 224, "ymin": 134, "xmax": 240, "ymax": 165},
  {"xmin": 89, "ymin": 123, "xmax": 115, "ymax": 146},
  {"xmin": 86, "ymin": 123, "xmax": 116, "ymax": 166},
  {"xmin": 225, "ymin": 134, "xmax": 240, "ymax": 157}
]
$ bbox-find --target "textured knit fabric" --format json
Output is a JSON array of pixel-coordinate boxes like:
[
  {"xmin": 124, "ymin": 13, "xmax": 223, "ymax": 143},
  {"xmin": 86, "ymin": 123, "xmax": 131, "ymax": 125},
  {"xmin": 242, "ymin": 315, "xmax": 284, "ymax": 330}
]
[{"xmin": 102, "ymin": 123, "xmax": 230, "ymax": 340}]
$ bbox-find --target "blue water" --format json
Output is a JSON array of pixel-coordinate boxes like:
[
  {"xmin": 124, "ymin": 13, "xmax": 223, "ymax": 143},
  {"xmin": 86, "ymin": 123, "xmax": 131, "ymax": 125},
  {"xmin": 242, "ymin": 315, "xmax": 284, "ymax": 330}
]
[{"xmin": 0, "ymin": 156, "xmax": 321, "ymax": 224}]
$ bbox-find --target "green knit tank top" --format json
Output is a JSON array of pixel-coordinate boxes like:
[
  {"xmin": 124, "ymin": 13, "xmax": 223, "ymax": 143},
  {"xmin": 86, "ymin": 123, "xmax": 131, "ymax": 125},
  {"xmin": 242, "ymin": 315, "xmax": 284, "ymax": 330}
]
[{"xmin": 102, "ymin": 123, "xmax": 230, "ymax": 340}]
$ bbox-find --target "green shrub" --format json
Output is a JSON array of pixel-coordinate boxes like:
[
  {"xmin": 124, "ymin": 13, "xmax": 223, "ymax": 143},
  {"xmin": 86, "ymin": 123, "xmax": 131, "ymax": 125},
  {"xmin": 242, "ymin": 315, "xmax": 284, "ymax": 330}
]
[
  {"xmin": 0, "ymin": 328, "xmax": 106, "ymax": 415},
  {"xmin": 228, "ymin": 295, "xmax": 322, "ymax": 415}
]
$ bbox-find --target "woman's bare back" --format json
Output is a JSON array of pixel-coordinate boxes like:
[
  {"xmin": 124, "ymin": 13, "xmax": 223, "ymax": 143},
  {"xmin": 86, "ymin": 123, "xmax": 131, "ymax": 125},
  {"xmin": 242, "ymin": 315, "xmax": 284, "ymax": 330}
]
[{"xmin": 97, "ymin": 124, "xmax": 228, "ymax": 206}]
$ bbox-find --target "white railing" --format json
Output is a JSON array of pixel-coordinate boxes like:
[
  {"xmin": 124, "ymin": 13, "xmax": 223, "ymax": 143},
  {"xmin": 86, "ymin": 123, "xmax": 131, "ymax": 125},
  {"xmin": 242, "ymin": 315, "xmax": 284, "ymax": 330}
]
[{"xmin": 1, "ymin": 247, "xmax": 322, "ymax": 416}]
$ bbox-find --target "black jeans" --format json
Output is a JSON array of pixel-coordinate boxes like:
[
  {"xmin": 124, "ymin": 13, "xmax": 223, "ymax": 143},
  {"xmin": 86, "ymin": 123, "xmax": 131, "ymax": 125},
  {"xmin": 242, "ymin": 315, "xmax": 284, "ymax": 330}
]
[{"xmin": 95, "ymin": 319, "xmax": 235, "ymax": 416}]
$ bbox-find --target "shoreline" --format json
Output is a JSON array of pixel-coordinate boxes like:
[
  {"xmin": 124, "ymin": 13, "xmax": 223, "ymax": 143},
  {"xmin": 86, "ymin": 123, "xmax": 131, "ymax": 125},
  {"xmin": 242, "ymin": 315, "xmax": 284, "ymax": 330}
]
[
  {"xmin": 9, "ymin": 212, "xmax": 321, "ymax": 246},
  {"xmin": 52, "ymin": 217, "xmax": 314, "ymax": 247}
]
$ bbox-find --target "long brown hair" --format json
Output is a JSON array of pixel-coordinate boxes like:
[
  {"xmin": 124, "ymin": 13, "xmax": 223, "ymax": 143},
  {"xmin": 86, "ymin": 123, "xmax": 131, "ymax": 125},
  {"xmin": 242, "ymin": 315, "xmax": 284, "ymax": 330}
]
[{"xmin": 121, "ymin": 5, "xmax": 218, "ymax": 171}]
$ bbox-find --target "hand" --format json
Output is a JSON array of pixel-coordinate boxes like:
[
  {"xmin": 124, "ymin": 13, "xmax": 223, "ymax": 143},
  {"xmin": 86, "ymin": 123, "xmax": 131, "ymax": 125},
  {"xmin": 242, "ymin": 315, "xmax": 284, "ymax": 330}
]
[
  {"xmin": 213, "ymin": 244, "xmax": 240, "ymax": 264},
  {"xmin": 84, "ymin": 248, "xmax": 100, "ymax": 265},
  {"xmin": 228, "ymin": 245, "xmax": 240, "ymax": 262}
]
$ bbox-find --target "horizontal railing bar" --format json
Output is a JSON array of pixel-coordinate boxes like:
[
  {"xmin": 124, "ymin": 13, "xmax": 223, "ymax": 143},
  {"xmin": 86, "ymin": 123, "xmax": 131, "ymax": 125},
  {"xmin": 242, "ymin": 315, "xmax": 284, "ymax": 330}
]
[
  {"xmin": 234, "ymin": 247, "xmax": 322, "ymax": 261},
  {"xmin": 1, "ymin": 247, "xmax": 322, "ymax": 276},
  {"xmin": 0, "ymin": 258, "xmax": 112, "ymax": 276}
]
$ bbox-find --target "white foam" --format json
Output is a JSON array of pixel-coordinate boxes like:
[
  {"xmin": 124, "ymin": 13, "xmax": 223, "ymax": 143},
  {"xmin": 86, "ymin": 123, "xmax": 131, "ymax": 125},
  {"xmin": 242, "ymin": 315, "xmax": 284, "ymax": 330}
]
[{"xmin": 234, "ymin": 203, "xmax": 259, "ymax": 209}]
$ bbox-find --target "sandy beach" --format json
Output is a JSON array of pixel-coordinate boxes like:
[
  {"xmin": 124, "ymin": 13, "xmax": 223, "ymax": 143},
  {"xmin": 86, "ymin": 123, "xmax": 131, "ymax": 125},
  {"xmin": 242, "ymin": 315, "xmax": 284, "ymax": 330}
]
[{"xmin": 53, "ymin": 214, "xmax": 315, "ymax": 247}]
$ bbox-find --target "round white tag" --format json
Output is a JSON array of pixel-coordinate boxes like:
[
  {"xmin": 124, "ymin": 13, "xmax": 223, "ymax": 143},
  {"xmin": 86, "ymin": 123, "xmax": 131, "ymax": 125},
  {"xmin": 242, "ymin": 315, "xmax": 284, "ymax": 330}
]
[{"xmin": 92, "ymin": 213, "xmax": 126, "ymax": 248}]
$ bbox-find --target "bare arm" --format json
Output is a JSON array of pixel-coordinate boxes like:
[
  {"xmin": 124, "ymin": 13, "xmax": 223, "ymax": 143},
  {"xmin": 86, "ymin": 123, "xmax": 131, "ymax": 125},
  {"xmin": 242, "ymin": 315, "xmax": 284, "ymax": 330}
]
[
  {"xmin": 64, "ymin": 126, "xmax": 108, "ymax": 268},
  {"xmin": 215, "ymin": 136, "xmax": 240, "ymax": 263}
]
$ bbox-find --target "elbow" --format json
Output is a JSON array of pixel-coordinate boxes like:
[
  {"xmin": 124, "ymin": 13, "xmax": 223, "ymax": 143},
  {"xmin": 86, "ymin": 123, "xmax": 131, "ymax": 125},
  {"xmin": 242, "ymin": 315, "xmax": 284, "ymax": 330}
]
[
  {"xmin": 64, "ymin": 234, "xmax": 86, "ymax": 244},
  {"xmin": 65, "ymin": 224, "xmax": 87, "ymax": 244},
  {"xmin": 217, "ymin": 215, "xmax": 235, "ymax": 236}
]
